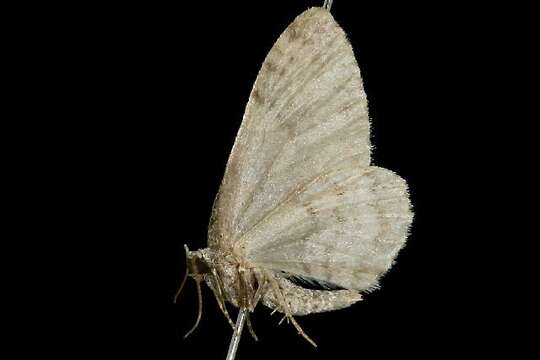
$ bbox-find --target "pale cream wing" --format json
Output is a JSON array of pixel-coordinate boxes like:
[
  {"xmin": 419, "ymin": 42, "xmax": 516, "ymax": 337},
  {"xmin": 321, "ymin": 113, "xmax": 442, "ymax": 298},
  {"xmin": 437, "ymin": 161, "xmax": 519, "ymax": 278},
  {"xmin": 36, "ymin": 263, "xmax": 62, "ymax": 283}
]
[
  {"xmin": 208, "ymin": 8, "xmax": 371, "ymax": 249},
  {"xmin": 246, "ymin": 166, "xmax": 413, "ymax": 291}
]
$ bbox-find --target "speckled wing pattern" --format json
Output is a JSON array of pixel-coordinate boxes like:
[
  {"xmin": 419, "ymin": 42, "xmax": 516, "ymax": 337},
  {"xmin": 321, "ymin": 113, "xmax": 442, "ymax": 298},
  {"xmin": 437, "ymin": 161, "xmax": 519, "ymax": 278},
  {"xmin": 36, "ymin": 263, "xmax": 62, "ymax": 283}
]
[{"xmin": 208, "ymin": 8, "xmax": 412, "ymax": 291}]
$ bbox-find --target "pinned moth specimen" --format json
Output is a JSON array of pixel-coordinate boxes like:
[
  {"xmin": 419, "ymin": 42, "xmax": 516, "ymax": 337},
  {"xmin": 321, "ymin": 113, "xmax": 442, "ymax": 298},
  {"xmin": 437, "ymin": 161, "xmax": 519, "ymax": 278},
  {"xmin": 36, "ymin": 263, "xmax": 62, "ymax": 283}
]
[{"xmin": 175, "ymin": 4, "xmax": 413, "ymax": 359}]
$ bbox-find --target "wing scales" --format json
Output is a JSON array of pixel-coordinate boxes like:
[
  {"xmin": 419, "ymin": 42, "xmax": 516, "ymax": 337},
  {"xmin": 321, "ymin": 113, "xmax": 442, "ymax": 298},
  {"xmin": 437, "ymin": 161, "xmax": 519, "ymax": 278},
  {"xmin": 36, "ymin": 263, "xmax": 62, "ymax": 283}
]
[
  {"xmin": 208, "ymin": 8, "xmax": 371, "ymax": 250},
  {"xmin": 246, "ymin": 166, "xmax": 412, "ymax": 291}
]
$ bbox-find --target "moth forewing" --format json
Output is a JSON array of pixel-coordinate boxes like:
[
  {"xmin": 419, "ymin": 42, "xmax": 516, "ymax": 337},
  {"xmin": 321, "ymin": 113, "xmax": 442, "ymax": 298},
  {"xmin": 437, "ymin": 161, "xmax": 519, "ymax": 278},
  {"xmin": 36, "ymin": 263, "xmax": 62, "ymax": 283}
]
[{"xmin": 208, "ymin": 7, "xmax": 371, "ymax": 251}]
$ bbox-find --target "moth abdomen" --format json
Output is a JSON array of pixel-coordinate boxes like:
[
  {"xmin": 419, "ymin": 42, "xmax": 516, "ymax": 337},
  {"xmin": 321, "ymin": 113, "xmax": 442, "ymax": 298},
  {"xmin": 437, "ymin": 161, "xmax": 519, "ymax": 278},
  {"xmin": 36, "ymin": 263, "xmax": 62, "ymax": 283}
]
[{"xmin": 261, "ymin": 276, "xmax": 362, "ymax": 316}]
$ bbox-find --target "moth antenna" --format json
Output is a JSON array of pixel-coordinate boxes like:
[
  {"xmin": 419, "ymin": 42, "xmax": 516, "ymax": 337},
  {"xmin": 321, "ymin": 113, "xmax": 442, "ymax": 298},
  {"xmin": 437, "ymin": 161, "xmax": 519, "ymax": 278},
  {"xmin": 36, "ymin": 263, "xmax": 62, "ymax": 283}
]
[
  {"xmin": 183, "ymin": 278, "xmax": 203, "ymax": 339},
  {"xmin": 173, "ymin": 266, "xmax": 189, "ymax": 304},
  {"xmin": 173, "ymin": 244, "xmax": 190, "ymax": 304},
  {"xmin": 323, "ymin": 0, "xmax": 333, "ymax": 11}
]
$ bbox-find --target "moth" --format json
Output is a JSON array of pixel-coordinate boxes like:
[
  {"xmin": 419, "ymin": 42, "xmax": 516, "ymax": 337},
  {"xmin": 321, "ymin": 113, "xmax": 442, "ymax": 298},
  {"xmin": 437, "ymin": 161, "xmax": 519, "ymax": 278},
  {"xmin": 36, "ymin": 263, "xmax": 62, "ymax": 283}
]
[{"xmin": 176, "ymin": 4, "xmax": 413, "ymax": 358}]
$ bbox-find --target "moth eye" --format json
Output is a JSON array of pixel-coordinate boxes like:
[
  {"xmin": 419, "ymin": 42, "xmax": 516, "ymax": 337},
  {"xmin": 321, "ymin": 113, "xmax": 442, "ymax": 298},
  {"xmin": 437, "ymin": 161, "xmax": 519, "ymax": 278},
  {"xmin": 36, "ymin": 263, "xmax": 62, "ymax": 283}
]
[{"xmin": 188, "ymin": 255, "xmax": 211, "ymax": 275}]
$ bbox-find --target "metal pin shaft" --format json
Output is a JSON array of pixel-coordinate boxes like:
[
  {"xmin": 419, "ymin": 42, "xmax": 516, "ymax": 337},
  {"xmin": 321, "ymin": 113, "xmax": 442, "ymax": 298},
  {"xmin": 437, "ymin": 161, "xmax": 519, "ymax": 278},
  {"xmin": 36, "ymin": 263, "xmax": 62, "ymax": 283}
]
[
  {"xmin": 225, "ymin": 307, "xmax": 248, "ymax": 360},
  {"xmin": 323, "ymin": 0, "xmax": 333, "ymax": 11}
]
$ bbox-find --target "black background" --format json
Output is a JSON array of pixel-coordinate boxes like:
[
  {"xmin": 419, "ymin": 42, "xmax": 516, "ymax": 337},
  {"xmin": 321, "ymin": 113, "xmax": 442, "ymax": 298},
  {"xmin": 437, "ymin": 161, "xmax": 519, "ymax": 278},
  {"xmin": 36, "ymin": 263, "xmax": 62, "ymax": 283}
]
[{"xmin": 40, "ymin": 0, "xmax": 514, "ymax": 358}]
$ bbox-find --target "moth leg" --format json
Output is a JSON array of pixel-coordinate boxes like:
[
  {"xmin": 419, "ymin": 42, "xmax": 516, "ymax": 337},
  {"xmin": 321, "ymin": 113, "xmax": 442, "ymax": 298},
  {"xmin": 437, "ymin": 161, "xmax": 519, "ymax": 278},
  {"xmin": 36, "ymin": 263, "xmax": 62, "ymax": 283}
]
[
  {"xmin": 286, "ymin": 311, "xmax": 317, "ymax": 348},
  {"xmin": 245, "ymin": 311, "xmax": 258, "ymax": 341},
  {"xmin": 210, "ymin": 269, "xmax": 235, "ymax": 328},
  {"xmin": 266, "ymin": 272, "xmax": 317, "ymax": 347},
  {"xmin": 237, "ymin": 268, "xmax": 259, "ymax": 341},
  {"xmin": 250, "ymin": 274, "xmax": 268, "ymax": 311}
]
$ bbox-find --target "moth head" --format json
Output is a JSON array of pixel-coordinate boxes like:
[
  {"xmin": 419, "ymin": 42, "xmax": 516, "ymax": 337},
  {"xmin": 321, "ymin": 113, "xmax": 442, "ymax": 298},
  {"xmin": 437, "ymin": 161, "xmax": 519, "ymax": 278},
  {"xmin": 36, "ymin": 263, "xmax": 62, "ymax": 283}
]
[
  {"xmin": 174, "ymin": 244, "xmax": 213, "ymax": 339},
  {"xmin": 174, "ymin": 245, "xmax": 210, "ymax": 302},
  {"xmin": 184, "ymin": 245, "xmax": 211, "ymax": 279}
]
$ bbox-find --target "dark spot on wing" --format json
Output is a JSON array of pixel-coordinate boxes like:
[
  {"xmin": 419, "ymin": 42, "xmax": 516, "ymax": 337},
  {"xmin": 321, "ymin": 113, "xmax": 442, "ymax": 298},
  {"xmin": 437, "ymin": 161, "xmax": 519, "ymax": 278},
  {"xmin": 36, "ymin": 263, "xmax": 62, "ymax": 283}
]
[
  {"xmin": 252, "ymin": 88, "xmax": 263, "ymax": 104},
  {"xmin": 265, "ymin": 60, "xmax": 278, "ymax": 73},
  {"xmin": 288, "ymin": 24, "xmax": 300, "ymax": 41}
]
